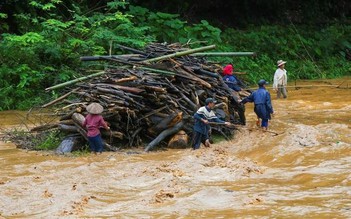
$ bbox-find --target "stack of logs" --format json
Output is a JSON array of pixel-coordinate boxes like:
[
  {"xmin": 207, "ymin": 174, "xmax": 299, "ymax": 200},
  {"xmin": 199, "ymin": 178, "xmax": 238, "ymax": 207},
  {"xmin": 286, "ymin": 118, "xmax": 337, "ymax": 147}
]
[{"xmin": 36, "ymin": 43, "xmax": 249, "ymax": 152}]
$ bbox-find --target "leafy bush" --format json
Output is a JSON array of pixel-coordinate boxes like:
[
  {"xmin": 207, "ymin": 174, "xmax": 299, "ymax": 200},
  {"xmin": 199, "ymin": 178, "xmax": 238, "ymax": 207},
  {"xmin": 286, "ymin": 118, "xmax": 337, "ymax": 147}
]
[
  {"xmin": 33, "ymin": 130, "xmax": 62, "ymax": 150},
  {"xmin": 0, "ymin": 0, "xmax": 350, "ymax": 110},
  {"xmin": 0, "ymin": 0, "xmax": 154, "ymax": 110}
]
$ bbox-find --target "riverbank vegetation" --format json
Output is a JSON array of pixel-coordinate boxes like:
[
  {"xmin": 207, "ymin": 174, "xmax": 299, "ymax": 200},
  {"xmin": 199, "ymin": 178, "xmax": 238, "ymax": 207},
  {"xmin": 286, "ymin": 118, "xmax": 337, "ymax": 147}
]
[{"xmin": 0, "ymin": 0, "xmax": 350, "ymax": 110}]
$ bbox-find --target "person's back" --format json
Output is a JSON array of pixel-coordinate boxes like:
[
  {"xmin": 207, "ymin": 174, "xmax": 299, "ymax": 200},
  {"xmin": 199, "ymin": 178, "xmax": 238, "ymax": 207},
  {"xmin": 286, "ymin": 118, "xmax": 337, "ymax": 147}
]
[
  {"xmin": 82, "ymin": 102, "xmax": 110, "ymax": 154},
  {"xmin": 251, "ymin": 88, "xmax": 269, "ymax": 105},
  {"xmin": 240, "ymin": 80, "xmax": 274, "ymax": 129},
  {"xmin": 84, "ymin": 114, "xmax": 105, "ymax": 137}
]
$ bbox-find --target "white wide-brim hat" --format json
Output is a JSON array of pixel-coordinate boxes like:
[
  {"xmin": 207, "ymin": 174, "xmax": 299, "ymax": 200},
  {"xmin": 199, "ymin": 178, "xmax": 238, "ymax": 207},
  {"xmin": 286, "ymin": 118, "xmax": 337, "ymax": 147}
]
[
  {"xmin": 86, "ymin": 102, "xmax": 104, "ymax": 114},
  {"xmin": 277, "ymin": 60, "xmax": 287, "ymax": 66}
]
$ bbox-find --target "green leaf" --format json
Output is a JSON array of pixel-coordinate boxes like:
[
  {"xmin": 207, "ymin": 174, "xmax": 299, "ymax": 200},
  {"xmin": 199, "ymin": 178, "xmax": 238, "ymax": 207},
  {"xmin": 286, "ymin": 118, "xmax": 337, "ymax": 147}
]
[{"xmin": 0, "ymin": 13, "xmax": 8, "ymax": 19}]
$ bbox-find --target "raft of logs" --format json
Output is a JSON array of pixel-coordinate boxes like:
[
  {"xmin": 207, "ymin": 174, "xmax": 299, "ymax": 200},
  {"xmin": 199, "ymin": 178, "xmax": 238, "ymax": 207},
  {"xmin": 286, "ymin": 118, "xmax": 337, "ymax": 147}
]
[{"xmin": 35, "ymin": 42, "xmax": 253, "ymax": 152}]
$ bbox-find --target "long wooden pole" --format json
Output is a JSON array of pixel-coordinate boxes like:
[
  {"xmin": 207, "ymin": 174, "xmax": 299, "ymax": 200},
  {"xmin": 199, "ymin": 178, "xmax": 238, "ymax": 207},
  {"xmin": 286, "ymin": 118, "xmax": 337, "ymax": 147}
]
[
  {"xmin": 45, "ymin": 71, "xmax": 106, "ymax": 91},
  {"xmin": 141, "ymin": 45, "xmax": 216, "ymax": 63},
  {"xmin": 41, "ymin": 88, "xmax": 79, "ymax": 108},
  {"xmin": 136, "ymin": 66, "xmax": 176, "ymax": 75},
  {"xmin": 191, "ymin": 52, "xmax": 256, "ymax": 56}
]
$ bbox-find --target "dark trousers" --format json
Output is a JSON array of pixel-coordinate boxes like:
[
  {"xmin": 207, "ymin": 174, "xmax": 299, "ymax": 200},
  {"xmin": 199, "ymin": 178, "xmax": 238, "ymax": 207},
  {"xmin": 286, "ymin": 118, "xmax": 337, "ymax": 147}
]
[
  {"xmin": 261, "ymin": 119, "xmax": 269, "ymax": 127},
  {"xmin": 192, "ymin": 131, "xmax": 207, "ymax": 150},
  {"xmin": 88, "ymin": 134, "xmax": 104, "ymax": 152}
]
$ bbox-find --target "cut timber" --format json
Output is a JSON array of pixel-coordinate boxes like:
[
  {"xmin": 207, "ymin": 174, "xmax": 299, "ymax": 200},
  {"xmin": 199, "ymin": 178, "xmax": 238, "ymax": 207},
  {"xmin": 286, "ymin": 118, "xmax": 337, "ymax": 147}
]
[
  {"xmin": 145, "ymin": 120, "xmax": 185, "ymax": 152},
  {"xmin": 168, "ymin": 130, "xmax": 188, "ymax": 148},
  {"xmin": 141, "ymin": 45, "xmax": 216, "ymax": 63},
  {"xmin": 45, "ymin": 71, "xmax": 106, "ymax": 91},
  {"xmin": 191, "ymin": 52, "xmax": 256, "ymax": 56},
  {"xmin": 148, "ymin": 112, "xmax": 183, "ymax": 135}
]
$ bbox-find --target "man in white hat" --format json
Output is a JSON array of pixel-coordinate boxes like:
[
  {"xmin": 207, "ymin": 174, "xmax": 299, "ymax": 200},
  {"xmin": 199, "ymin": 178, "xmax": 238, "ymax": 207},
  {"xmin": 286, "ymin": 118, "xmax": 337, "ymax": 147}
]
[{"xmin": 273, "ymin": 60, "xmax": 288, "ymax": 99}]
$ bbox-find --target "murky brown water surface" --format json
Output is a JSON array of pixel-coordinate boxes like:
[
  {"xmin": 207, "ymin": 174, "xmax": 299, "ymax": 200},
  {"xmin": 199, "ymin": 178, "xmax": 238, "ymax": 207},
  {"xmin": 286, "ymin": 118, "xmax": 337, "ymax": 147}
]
[{"xmin": 1, "ymin": 78, "xmax": 350, "ymax": 218}]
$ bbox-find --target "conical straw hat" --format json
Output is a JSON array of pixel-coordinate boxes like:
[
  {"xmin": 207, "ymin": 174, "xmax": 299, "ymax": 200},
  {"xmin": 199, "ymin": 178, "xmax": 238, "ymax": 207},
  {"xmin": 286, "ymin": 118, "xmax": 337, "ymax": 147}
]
[{"xmin": 86, "ymin": 102, "xmax": 103, "ymax": 114}]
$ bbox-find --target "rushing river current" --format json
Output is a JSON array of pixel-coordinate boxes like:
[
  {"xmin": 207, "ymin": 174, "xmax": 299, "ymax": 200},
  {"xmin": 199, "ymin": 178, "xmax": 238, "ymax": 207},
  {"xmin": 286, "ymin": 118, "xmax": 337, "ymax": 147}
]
[{"xmin": 0, "ymin": 78, "xmax": 350, "ymax": 218}]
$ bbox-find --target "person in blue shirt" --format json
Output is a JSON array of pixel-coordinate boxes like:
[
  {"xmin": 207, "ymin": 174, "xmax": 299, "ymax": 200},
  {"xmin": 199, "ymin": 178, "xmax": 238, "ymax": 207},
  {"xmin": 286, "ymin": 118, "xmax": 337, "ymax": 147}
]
[
  {"xmin": 192, "ymin": 98, "xmax": 231, "ymax": 150},
  {"xmin": 222, "ymin": 64, "xmax": 251, "ymax": 101},
  {"xmin": 240, "ymin": 79, "xmax": 274, "ymax": 130},
  {"xmin": 222, "ymin": 64, "xmax": 242, "ymax": 92}
]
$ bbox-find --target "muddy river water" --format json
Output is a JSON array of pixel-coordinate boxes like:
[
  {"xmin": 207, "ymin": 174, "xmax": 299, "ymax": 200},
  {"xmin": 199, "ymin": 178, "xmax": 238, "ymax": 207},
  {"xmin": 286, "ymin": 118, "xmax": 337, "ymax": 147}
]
[{"xmin": 0, "ymin": 78, "xmax": 350, "ymax": 218}]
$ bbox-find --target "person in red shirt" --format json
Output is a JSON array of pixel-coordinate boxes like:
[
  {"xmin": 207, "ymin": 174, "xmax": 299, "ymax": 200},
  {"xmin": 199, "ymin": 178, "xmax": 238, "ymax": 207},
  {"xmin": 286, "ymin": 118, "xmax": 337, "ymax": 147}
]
[{"xmin": 82, "ymin": 102, "xmax": 110, "ymax": 154}]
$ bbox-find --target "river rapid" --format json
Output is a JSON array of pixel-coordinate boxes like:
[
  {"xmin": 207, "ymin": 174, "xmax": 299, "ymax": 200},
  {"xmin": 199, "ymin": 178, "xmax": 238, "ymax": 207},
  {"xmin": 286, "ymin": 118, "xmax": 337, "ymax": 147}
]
[{"xmin": 0, "ymin": 78, "xmax": 350, "ymax": 218}]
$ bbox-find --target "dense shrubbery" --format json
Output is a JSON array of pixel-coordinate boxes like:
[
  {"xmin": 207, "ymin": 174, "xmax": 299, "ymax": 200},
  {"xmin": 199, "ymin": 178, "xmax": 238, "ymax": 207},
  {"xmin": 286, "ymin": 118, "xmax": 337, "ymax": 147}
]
[{"xmin": 0, "ymin": 0, "xmax": 350, "ymax": 110}]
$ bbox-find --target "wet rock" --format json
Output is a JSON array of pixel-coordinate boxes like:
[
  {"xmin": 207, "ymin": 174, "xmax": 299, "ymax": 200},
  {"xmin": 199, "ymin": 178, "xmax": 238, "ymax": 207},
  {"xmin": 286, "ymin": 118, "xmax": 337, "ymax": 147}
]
[{"xmin": 55, "ymin": 136, "xmax": 82, "ymax": 154}]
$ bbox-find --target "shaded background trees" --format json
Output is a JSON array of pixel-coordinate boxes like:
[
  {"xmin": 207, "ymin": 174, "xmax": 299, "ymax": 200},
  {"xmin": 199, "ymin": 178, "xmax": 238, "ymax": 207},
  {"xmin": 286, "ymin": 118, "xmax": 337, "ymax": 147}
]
[
  {"xmin": 2, "ymin": 0, "xmax": 351, "ymax": 33},
  {"xmin": 0, "ymin": 0, "xmax": 350, "ymax": 110},
  {"xmin": 131, "ymin": 0, "xmax": 351, "ymax": 26}
]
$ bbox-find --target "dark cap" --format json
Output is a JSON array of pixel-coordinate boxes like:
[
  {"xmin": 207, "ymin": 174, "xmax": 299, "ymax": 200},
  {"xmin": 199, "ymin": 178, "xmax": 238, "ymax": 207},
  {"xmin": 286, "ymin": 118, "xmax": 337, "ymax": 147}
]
[
  {"xmin": 258, "ymin": 79, "xmax": 268, "ymax": 86},
  {"xmin": 205, "ymin": 98, "xmax": 217, "ymax": 104}
]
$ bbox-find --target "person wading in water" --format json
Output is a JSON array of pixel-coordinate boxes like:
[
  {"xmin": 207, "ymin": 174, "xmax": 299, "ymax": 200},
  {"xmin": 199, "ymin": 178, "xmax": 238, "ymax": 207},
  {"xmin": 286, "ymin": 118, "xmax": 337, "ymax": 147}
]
[{"xmin": 240, "ymin": 80, "xmax": 274, "ymax": 130}]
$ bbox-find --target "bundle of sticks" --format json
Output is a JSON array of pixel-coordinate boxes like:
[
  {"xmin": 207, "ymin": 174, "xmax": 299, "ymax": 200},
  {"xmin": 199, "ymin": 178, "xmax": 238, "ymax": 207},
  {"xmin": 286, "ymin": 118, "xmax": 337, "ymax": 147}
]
[{"xmin": 37, "ymin": 43, "xmax": 251, "ymax": 152}]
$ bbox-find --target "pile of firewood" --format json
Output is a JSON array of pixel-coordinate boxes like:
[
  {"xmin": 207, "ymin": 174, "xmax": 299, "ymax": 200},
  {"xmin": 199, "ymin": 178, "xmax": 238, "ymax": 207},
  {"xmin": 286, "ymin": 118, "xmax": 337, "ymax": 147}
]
[{"xmin": 35, "ymin": 43, "xmax": 251, "ymax": 152}]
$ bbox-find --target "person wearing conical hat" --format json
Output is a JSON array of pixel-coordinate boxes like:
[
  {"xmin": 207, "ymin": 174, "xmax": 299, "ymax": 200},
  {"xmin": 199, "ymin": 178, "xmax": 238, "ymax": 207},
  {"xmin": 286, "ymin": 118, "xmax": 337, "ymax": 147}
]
[
  {"xmin": 273, "ymin": 60, "xmax": 288, "ymax": 99},
  {"xmin": 82, "ymin": 102, "xmax": 110, "ymax": 154}
]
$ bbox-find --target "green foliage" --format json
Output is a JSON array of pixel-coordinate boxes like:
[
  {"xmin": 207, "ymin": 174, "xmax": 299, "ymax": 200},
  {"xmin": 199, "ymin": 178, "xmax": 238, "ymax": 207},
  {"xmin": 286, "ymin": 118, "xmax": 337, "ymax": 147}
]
[
  {"xmin": 0, "ymin": 0, "xmax": 154, "ymax": 110},
  {"xmin": 211, "ymin": 133, "xmax": 229, "ymax": 143},
  {"xmin": 71, "ymin": 145, "xmax": 91, "ymax": 156},
  {"xmin": 0, "ymin": 0, "xmax": 350, "ymax": 110},
  {"xmin": 4, "ymin": 129, "xmax": 62, "ymax": 150},
  {"xmin": 128, "ymin": 5, "xmax": 222, "ymax": 45},
  {"xmin": 218, "ymin": 24, "xmax": 351, "ymax": 85},
  {"xmin": 0, "ymin": 13, "xmax": 8, "ymax": 18},
  {"xmin": 34, "ymin": 130, "xmax": 62, "ymax": 150}
]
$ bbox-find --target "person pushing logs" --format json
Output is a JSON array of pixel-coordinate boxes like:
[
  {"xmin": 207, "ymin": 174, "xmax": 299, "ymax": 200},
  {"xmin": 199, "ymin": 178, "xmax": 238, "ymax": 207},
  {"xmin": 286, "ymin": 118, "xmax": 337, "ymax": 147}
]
[{"xmin": 192, "ymin": 98, "xmax": 232, "ymax": 150}]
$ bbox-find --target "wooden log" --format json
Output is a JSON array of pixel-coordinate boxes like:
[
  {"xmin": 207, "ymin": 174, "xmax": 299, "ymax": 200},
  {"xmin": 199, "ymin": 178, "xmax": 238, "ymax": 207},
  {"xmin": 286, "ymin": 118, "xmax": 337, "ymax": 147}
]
[
  {"xmin": 115, "ymin": 44, "xmax": 149, "ymax": 56},
  {"xmin": 71, "ymin": 113, "xmax": 88, "ymax": 141},
  {"xmin": 136, "ymin": 66, "xmax": 176, "ymax": 75},
  {"xmin": 128, "ymin": 126, "xmax": 143, "ymax": 147},
  {"xmin": 42, "ymin": 88, "xmax": 80, "ymax": 108},
  {"xmin": 111, "ymin": 76, "xmax": 138, "ymax": 83},
  {"xmin": 142, "ymin": 85, "xmax": 167, "ymax": 93},
  {"xmin": 148, "ymin": 112, "xmax": 183, "ymax": 135},
  {"xmin": 96, "ymin": 83, "xmax": 145, "ymax": 94},
  {"xmin": 59, "ymin": 120, "xmax": 75, "ymax": 125},
  {"xmin": 193, "ymin": 68, "xmax": 219, "ymax": 78},
  {"xmin": 165, "ymin": 78, "xmax": 198, "ymax": 111},
  {"xmin": 169, "ymin": 58, "xmax": 212, "ymax": 89},
  {"xmin": 101, "ymin": 56, "xmax": 136, "ymax": 66},
  {"xmin": 141, "ymin": 45, "xmax": 216, "ymax": 63},
  {"xmin": 191, "ymin": 52, "xmax": 256, "ymax": 56},
  {"xmin": 137, "ymin": 105, "xmax": 168, "ymax": 122},
  {"xmin": 101, "ymin": 130, "xmax": 124, "ymax": 139},
  {"xmin": 60, "ymin": 109, "xmax": 78, "ymax": 121},
  {"xmin": 80, "ymin": 55, "xmax": 141, "ymax": 61},
  {"xmin": 145, "ymin": 120, "xmax": 185, "ymax": 152},
  {"xmin": 45, "ymin": 71, "xmax": 106, "ymax": 91},
  {"xmin": 96, "ymin": 87, "xmax": 145, "ymax": 108},
  {"xmin": 58, "ymin": 124, "xmax": 79, "ymax": 133},
  {"xmin": 168, "ymin": 130, "xmax": 188, "ymax": 148},
  {"xmin": 30, "ymin": 123, "xmax": 58, "ymax": 132}
]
